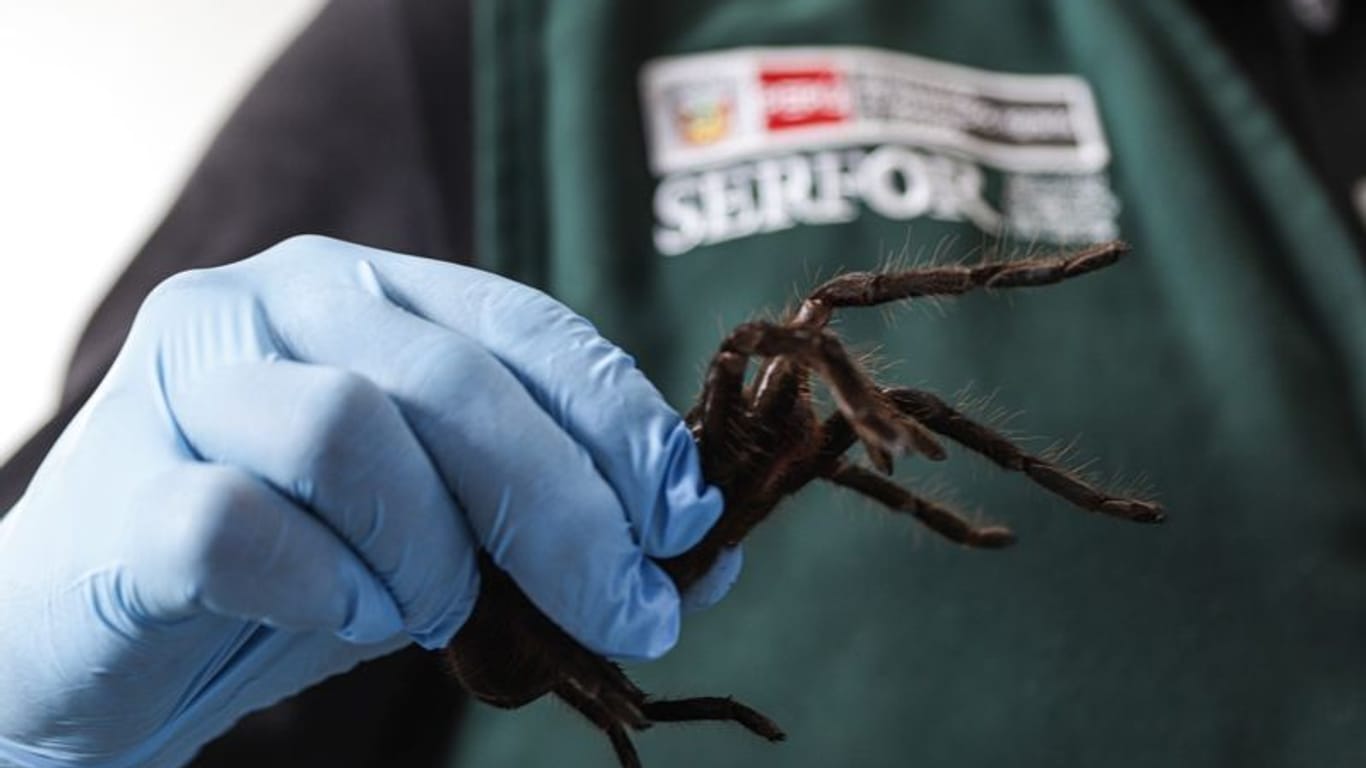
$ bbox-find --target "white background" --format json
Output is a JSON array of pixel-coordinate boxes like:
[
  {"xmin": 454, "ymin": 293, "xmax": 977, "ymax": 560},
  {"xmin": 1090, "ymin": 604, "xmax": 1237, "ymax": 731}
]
[{"xmin": 0, "ymin": 1, "xmax": 326, "ymax": 463}]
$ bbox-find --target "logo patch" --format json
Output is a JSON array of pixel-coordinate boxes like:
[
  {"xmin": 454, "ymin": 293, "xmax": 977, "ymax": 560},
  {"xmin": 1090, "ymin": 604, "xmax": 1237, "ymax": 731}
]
[
  {"xmin": 640, "ymin": 46, "xmax": 1120, "ymax": 255},
  {"xmin": 665, "ymin": 80, "xmax": 736, "ymax": 147},
  {"xmin": 760, "ymin": 66, "xmax": 852, "ymax": 131}
]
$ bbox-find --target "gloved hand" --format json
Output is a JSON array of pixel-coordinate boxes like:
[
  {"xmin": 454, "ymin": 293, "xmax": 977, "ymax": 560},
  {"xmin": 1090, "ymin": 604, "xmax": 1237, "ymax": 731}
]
[{"xmin": 0, "ymin": 236, "xmax": 733, "ymax": 767}]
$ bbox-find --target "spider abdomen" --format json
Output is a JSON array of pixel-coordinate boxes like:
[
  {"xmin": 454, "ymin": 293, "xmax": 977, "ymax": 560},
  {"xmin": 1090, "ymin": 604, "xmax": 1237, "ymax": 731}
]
[{"xmin": 446, "ymin": 555, "xmax": 567, "ymax": 709}]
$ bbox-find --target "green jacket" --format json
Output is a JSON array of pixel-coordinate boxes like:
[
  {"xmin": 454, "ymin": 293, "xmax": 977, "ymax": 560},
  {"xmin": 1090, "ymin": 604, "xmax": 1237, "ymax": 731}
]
[{"xmin": 456, "ymin": 0, "xmax": 1366, "ymax": 766}]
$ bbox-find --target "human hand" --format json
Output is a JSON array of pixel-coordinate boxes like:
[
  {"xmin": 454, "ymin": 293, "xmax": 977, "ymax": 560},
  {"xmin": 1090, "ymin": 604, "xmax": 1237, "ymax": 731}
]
[{"xmin": 0, "ymin": 236, "xmax": 727, "ymax": 767}]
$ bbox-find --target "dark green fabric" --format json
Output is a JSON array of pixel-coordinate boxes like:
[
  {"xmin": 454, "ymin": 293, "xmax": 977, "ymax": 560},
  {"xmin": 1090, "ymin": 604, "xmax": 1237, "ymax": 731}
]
[{"xmin": 459, "ymin": 1, "xmax": 1366, "ymax": 765}]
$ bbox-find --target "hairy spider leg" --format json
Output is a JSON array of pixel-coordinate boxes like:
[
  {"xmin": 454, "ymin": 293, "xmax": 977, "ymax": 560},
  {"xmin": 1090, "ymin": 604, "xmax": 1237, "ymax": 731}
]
[
  {"xmin": 561, "ymin": 656, "xmax": 651, "ymax": 730},
  {"xmin": 746, "ymin": 350, "xmax": 942, "ymax": 479},
  {"xmin": 824, "ymin": 461, "xmax": 1017, "ymax": 548},
  {"xmin": 884, "ymin": 388, "xmax": 1165, "ymax": 523},
  {"xmin": 810, "ymin": 385, "xmax": 1164, "ymax": 543},
  {"xmin": 775, "ymin": 241, "xmax": 1130, "ymax": 479},
  {"xmin": 552, "ymin": 683, "xmax": 787, "ymax": 768},
  {"xmin": 701, "ymin": 321, "xmax": 942, "ymax": 467},
  {"xmin": 641, "ymin": 696, "xmax": 787, "ymax": 741},
  {"xmin": 553, "ymin": 683, "xmax": 644, "ymax": 768},
  {"xmin": 553, "ymin": 655, "xmax": 784, "ymax": 766},
  {"xmin": 672, "ymin": 321, "xmax": 947, "ymax": 586},
  {"xmin": 705, "ymin": 244, "xmax": 1127, "ymax": 480},
  {"xmin": 791, "ymin": 241, "xmax": 1130, "ymax": 328},
  {"xmin": 692, "ymin": 347, "xmax": 752, "ymax": 488},
  {"xmin": 460, "ymin": 558, "xmax": 780, "ymax": 768}
]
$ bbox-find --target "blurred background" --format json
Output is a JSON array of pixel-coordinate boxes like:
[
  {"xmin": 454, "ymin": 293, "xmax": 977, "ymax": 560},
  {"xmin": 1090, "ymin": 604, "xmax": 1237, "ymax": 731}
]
[{"xmin": 0, "ymin": 1, "xmax": 324, "ymax": 461}]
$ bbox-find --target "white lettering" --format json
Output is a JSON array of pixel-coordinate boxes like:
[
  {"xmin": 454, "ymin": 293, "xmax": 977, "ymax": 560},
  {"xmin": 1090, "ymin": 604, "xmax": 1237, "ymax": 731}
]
[
  {"xmin": 653, "ymin": 174, "xmax": 706, "ymax": 256},
  {"xmin": 858, "ymin": 145, "xmax": 933, "ymax": 220},
  {"xmin": 790, "ymin": 152, "xmax": 858, "ymax": 225},
  {"xmin": 652, "ymin": 145, "xmax": 1087, "ymax": 256}
]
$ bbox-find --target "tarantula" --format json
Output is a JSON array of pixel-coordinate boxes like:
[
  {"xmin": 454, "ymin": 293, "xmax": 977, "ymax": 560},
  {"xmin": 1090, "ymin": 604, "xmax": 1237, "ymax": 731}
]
[{"xmin": 445, "ymin": 241, "xmax": 1164, "ymax": 767}]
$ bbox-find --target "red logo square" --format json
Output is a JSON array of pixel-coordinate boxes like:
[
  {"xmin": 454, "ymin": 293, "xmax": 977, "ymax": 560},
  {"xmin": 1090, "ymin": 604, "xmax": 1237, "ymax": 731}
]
[{"xmin": 759, "ymin": 65, "xmax": 852, "ymax": 131}]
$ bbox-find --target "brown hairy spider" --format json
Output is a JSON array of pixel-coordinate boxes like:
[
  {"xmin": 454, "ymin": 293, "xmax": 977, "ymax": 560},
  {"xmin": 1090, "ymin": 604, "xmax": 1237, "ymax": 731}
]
[{"xmin": 445, "ymin": 240, "xmax": 1164, "ymax": 767}]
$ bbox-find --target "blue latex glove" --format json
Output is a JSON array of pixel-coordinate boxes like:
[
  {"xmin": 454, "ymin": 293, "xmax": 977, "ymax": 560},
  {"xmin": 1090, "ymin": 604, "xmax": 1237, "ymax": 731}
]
[{"xmin": 0, "ymin": 236, "xmax": 733, "ymax": 767}]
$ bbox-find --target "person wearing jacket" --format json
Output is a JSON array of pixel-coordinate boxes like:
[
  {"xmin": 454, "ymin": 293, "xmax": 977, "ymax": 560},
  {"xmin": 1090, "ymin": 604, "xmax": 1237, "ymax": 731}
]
[{"xmin": 2, "ymin": 1, "xmax": 1364, "ymax": 766}]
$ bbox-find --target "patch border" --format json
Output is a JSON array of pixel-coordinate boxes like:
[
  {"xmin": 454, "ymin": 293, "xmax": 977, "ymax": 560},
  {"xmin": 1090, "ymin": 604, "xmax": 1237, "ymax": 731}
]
[{"xmin": 640, "ymin": 45, "xmax": 1111, "ymax": 176}]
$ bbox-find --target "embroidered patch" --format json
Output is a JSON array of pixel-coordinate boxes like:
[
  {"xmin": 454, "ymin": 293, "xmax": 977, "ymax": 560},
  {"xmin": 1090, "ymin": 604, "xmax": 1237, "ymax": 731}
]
[{"xmin": 640, "ymin": 46, "xmax": 1120, "ymax": 255}]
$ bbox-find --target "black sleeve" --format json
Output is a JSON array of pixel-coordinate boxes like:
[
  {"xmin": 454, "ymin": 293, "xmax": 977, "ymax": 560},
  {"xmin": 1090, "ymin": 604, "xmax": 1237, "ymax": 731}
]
[
  {"xmin": 0, "ymin": 0, "xmax": 475, "ymax": 765},
  {"xmin": 1189, "ymin": 0, "xmax": 1366, "ymax": 250}
]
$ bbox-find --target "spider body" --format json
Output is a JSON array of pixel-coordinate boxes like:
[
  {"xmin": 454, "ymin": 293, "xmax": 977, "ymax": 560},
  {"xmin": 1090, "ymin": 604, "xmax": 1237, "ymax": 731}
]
[{"xmin": 445, "ymin": 241, "xmax": 1164, "ymax": 768}]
